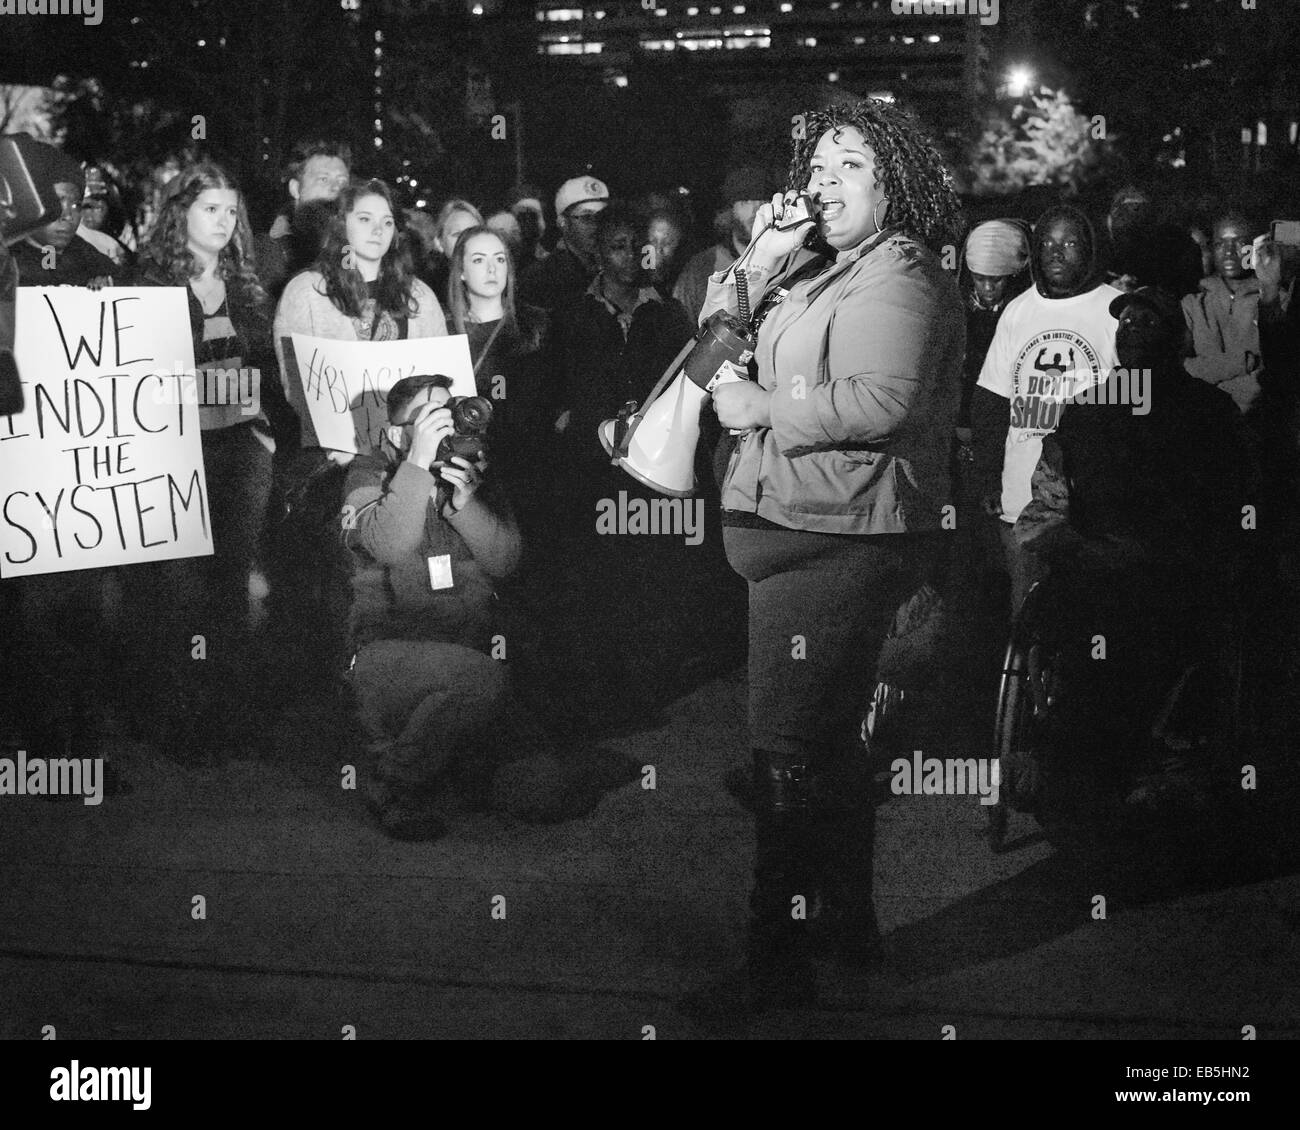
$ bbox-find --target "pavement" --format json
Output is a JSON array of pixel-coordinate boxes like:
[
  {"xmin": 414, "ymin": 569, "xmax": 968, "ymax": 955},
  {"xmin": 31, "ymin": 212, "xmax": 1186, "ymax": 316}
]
[{"xmin": 3, "ymin": 601, "xmax": 1298, "ymax": 1039}]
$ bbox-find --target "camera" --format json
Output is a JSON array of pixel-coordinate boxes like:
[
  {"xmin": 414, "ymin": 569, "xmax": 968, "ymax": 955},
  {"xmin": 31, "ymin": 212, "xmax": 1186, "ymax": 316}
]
[{"xmin": 436, "ymin": 394, "xmax": 493, "ymax": 464}]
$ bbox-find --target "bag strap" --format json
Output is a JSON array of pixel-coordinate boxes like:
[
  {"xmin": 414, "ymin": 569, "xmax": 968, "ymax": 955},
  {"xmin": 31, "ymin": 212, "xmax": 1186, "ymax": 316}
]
[{"xmin": 472, "ymin": 319, "xmax": 507, "ymax": 378}]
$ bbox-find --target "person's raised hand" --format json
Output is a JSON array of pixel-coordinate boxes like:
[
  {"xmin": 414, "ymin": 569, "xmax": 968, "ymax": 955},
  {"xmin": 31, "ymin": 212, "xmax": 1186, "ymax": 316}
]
[
  {"xmin": 1254, "ymin": 237, "xmax": 1284, "ymax": 303},
  {"xmin": 407, "ymin": 402, "xmax": 455, "ymax": 471},
  {"xmin": 747, "ymin": 191, "xmax": 817, "ymax": 270}
]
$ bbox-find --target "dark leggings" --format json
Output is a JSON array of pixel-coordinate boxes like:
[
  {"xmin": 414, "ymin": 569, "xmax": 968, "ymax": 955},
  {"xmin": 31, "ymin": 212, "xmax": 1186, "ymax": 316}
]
[
  {"xmin": 724, "ymin": 524, "xmax": 934, "ymax": 763},
  {"xmin": 724, "ymin": 523, "xmax": 937, "ymax": 958}
]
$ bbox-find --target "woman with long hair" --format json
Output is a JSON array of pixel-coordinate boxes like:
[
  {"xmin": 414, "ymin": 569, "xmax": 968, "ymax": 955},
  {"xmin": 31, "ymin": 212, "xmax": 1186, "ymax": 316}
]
[
  {"xmin": 275, "ymin": 178, "xmax": 448, "ymax": 442},
  {"xmin": 129, "ymin": 160, "xmax": 277, "ymax": 757},
  {"xmin": 445, "ymin": 225, "xmax": 551, "ymax": 534},
  {"xmin": 684, "ymin": 99, "xmax": 966, "ymax": 1025},
  {"xmin": 270, "ymin": 178, "xmax": 447, "ymax": 677}
]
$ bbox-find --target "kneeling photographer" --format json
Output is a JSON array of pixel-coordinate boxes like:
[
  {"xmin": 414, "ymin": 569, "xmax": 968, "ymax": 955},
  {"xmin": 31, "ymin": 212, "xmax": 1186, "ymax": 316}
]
[{"xmin": 341, "ymin": 374, "xmax": 520, "ymax": 840}]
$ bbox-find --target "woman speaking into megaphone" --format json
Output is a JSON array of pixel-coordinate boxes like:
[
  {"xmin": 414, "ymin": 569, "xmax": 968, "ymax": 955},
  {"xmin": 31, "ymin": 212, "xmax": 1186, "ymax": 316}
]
[{"xmin": 684, "ymin": 99, "xmax": 967, "ymax": 1027}]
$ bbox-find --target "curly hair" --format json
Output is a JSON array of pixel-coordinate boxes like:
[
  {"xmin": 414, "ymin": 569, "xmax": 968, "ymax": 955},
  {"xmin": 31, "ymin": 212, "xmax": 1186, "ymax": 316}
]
[
  {"xmin": 316, "ymin": 179, "xmax": 420, "ymax": 320},
  {"xmin": 788, "ymin": 99, "xmax": 963, "ymax": 256},
  {"xmin": 139, "ymin": 162, "xmax": 267, "ymax": 307}
]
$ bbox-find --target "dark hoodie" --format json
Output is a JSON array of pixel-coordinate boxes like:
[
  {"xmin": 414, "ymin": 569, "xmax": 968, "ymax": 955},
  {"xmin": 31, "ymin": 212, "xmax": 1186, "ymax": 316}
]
[{"xmin": 970, "ymin": 205, "xmax": 1121, "ymax": 522}]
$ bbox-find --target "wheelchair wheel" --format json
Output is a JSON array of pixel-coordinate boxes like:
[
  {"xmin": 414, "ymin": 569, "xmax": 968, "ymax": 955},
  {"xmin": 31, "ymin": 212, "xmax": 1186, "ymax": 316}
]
[{"xmin": 989, "ymin": 580, "xmax": 1062, "ymax": 850}]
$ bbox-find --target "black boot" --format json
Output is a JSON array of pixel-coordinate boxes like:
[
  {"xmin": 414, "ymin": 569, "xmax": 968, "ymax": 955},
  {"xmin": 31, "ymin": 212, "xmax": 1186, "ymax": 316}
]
[
  {"xmin": 807, "ymin": 752, "xmax": 884, "ymax": 967},
  {"xmin": 679, "ymin": 750, "xmax": 817, "ymax": 1031}
]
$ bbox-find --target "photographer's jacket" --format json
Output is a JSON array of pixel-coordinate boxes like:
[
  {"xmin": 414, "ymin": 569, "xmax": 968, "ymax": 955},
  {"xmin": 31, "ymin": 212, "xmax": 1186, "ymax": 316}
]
[{"xmin": 341, "ymin": 455, "xmax": 521, "ymax": 655}]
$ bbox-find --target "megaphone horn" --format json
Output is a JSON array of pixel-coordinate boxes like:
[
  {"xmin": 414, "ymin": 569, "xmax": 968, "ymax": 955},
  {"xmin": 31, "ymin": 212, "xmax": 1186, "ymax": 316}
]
[{"xmin": 598, "ymin": 311, "xmax": 756, "ymax": 498}]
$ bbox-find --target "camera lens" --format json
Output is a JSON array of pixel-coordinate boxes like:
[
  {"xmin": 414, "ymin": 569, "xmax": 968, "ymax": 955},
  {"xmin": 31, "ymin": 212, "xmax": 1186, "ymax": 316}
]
[{"xmin": 453, "ymin": 395, "xmax": 493, "ymax": 433}]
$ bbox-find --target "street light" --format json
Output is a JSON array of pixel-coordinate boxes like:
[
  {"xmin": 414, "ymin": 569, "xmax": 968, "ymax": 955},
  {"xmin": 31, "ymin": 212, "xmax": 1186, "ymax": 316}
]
[{"xmin": 1006, "ymin": 65, "xmax": 1035, "ymax": 98}]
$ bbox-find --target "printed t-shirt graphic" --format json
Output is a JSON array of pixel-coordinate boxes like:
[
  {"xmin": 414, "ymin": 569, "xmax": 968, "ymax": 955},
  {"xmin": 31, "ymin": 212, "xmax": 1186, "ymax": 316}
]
[{"xmin": 976, "ymin": 284, "xmax": 1120, "ymax": 522}]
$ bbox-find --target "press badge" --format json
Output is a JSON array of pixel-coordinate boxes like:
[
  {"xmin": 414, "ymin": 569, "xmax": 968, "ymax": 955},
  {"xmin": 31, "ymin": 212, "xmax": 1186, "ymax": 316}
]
[{"xmin": 427, "ymin": 555, "xmax": 454, "ymax": 591}]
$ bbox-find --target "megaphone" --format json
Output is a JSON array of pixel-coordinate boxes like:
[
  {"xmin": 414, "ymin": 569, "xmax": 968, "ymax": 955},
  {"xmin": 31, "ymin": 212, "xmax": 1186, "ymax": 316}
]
[{"xmin": 599, "ymin": 310, "xmax": 756, "ymax": 496}]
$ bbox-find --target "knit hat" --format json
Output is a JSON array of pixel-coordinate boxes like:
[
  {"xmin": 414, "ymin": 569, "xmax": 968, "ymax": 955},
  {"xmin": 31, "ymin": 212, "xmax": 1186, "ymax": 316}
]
[{"xmin": 964, "ymin": 219, "xmax": 1031, "ymax": 276}]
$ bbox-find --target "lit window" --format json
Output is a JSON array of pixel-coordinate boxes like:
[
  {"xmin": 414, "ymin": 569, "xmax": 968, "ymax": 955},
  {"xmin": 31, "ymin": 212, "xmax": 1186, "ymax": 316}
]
[
  {"xmin": 724, "ymin": 35, "xmax": 770, "ymax": 48},
  {"xmin": 594, "ymin": 9, "xmax": 605, "ymax": 16},
  {"xmin": 687, "ymin": 5, "xmax": 699, "ymax": 13},
  {"xmin": 472, "ymin": 3, "xmax": 484, "ymax": 13},
  {"xmin": 732, "ymin": 4, "xmax": 745, "ymax": 11},
  {"xmin": 545, "ymin": 8, "xmax": 584, "ymax": 20},
  {"xmin": 613, "ymin": 74, "xmax": 629, "ymax": 87},
  {"xmin": 926, "ymin": 34, "xmax": 940, "ymax": 43},
  {"xmin": 802, "ymin": 36, "xmax": 817, "ymax": 46},
  {"xmin": 644, "ymin": 39, "xmax": 676, "ymax": 49},
  {"xmin": 544, "ymin": 42, "xmax": 584, "ymax": 54},
  {"xmin": 584, "ymin": 41, "xmax": 603, "ymax": 52},
  {"xmin": 780, "ymin": 1, "xmax": 792, "ymax": 10},
  {"xmin": 853, "ymin": 35, "xmax": 864, "ymax": 44},
  {"xmin": 828, "ymin": 71, "xmax": 839, "ymax": 82},
  {"xmin": 901, "ymin": 36, "xmax": 914, "ymax": 44},
  {"xmin": 830, "ymin": 1, "xmax": 840, "ymax": 8},
  {"xmin": 340, "ymin": 0, "xmax": 359, "ymax": 9}
]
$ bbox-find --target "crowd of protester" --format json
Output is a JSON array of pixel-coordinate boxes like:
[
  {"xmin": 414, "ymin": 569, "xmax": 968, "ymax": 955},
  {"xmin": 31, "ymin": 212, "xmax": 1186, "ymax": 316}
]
[{"xmin": 2, "ymin": 123, "xmax": 1299, "ymax": 854}]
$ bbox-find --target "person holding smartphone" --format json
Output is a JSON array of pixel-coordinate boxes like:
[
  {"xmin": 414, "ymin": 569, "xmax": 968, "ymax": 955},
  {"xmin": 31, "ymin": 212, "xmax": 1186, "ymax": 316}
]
[{"xmin": 683, "ymin": 99, "xmax": 965, "ymax": 1025}]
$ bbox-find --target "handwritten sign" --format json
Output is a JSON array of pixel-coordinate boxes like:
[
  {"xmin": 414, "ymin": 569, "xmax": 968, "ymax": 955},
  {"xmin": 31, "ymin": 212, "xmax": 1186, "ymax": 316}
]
[
  {"xmin": 0, "ymin": 287, "xmax": 211, "ymax": 578},
  {"xmin": 287, "ymin": 333, "xmax": 476, "ymax": 454}
]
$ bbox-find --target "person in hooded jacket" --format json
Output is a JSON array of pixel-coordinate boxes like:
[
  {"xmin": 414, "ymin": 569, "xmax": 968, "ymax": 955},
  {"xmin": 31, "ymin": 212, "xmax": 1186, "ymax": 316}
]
[
  {"xmin": 971, "ymin": 204, "xmax": 1122, "ymax": 616},
  {"xmin": 1182, "ymin": 211, "xmax": 1271, "ymax": 416}
]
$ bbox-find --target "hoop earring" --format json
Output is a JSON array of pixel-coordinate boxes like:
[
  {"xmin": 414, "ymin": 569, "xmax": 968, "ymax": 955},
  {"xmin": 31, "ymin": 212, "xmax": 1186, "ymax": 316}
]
[{"xmin": 873, "ymin": 199, "xmax": 889, "ymax": 232}]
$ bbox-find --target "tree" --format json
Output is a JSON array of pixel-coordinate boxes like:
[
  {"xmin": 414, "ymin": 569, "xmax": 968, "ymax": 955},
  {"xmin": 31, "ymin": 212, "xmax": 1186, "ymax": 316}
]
[{"xmin": 968, "ymin": 88, "xmax": 1113, "ymax": 197}]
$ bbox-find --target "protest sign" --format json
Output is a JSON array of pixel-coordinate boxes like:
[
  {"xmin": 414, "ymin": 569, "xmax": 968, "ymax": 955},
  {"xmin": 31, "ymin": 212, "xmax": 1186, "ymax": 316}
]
[
  {"xmin": 0, "ymin": 287, "xmax": 211, "ymax": 578},
  {"xmin": 287, "ymin": 333, "xmax": 476, "ymax": 454}
]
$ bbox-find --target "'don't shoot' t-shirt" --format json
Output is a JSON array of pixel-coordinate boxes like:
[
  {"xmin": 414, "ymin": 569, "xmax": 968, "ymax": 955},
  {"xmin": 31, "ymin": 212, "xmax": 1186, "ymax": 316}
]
[{"xmin": 976, "ymin": 282, "xmax": 1121, "ymax": 522}]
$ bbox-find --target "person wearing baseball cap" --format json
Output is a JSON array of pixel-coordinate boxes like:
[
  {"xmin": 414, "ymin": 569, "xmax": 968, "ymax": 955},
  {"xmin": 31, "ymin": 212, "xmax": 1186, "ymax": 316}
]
[
  {"xmin": 1014, "ymin": 280, "xmax": 1257, "ymax": 800},
  {"xmin": 517, "ymin": 173, "xmax": 610, "ymax": 315},
  {"xmin": 673, "ymin": 165, "xmax": 774, "ymax": 324}
]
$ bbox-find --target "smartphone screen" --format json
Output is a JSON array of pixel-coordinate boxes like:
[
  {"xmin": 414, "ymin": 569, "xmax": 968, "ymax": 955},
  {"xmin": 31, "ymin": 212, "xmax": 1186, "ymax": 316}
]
[{"xmin": 1270, "ymin": 220, "xmax": 1300, "ymax": 247}]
